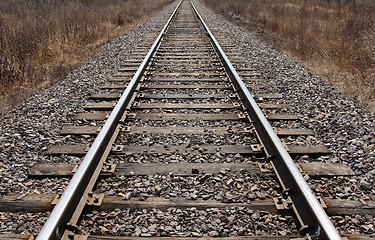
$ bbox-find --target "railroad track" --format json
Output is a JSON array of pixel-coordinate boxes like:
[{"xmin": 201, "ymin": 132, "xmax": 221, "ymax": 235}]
[{"xmin": 1, "ymin": 0, "xmax": 373, "ymax": 240}]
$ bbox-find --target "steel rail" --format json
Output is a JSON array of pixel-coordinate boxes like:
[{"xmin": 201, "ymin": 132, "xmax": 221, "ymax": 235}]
[
  {"xmin": 190, "ymin": 1, "xmax": 341, "ymax": 239},
  {"xmin": 36, "ymin": 1, "xmax": 183, "ymax": 239}
]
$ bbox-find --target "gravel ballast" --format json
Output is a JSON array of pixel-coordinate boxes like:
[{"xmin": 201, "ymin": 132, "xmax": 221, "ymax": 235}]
[
  {"xmin": 0, "ymin": 1, "xmax": 179, "ymax": 234},
  {"xmin": 193, "ymin": 0, "xmax": 375, "ymax": 235},
  {"xmin": 0, "ymin": 0, "xmax": 374, "ymax": 236}
]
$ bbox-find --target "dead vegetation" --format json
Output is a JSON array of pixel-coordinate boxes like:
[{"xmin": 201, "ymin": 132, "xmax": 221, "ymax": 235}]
[
  {"xmin": 0, "ymin": 0, "xmax": 172, "ymax": 116},
  {"xmin": 203, "ymin": 0, "xmax": 375, "ymax": 111}
]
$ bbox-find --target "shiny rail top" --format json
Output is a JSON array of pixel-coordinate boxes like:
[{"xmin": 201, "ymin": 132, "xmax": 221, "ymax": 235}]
[
  {"xmin": 36, "ymin": 1, "xmax": 183, "ymax": 239},
  {"xmin": 190, "ymin": 0, "xmax": 341, "ymax": 239}
]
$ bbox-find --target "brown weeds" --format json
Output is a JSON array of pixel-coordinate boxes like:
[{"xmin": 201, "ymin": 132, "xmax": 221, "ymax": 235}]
[
  {"xmin": 203, "ymin": 0, "xmax": 375, "ymax": 111},
  {"xmin": 0, "ymin": 0, "xmax": 172, "ymax": 115}
]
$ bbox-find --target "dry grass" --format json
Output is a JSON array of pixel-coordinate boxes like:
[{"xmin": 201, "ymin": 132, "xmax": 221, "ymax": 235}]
[
  {"xmin": 0, "ymin": 0, "xmax": 172, "ymax": 116},
  {"xmin": 203, "ymin": 0, "xmax": 375, "ymax": 111}
]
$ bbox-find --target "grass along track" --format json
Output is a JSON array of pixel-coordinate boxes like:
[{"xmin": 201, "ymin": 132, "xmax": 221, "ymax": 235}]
[
  {"xmin": 0, "ymin": 0, "xmax": 173, "ymax": 116},
  {"xmin": 202, "ymin": 0, "xmax": 375, "ymax": 112}
]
